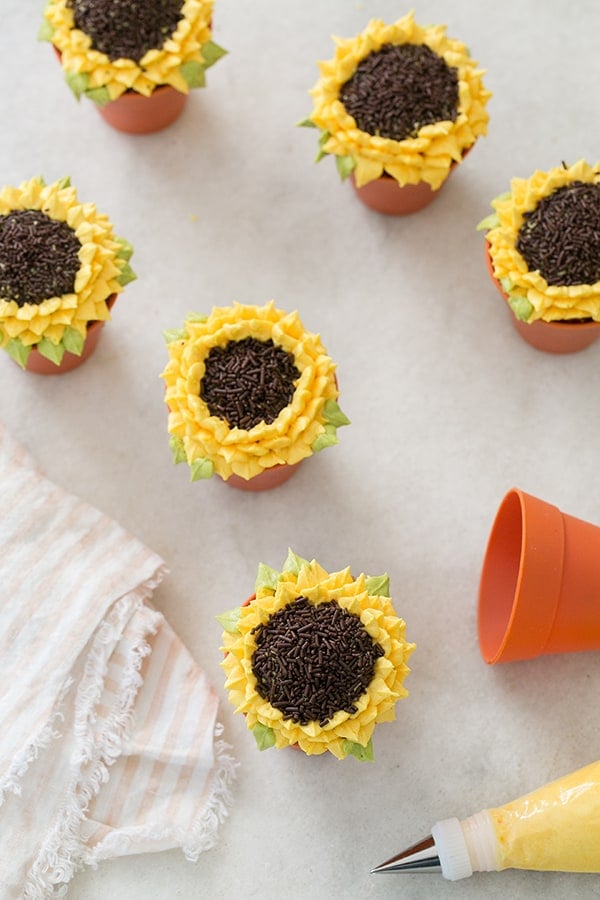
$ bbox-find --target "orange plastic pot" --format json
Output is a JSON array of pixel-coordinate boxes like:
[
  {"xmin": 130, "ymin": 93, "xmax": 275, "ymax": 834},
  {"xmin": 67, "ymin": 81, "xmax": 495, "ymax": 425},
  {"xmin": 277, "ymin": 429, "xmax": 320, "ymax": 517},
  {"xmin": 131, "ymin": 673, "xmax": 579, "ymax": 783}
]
[
  {"xmin": 97, "ymin": 85, "xmax": 187, "ymax": 134},
  {"xmin": 478, "ymin": 488, "xmax": 600, "ymax": 663},
  {"xmin": 224, "ymin": 460, "xmax": 303, "ymax": 492},
  {"xmin": 22, "ymin": 294, "xmax": 116, "ymax": 376},
  {"xmin": 484, "ymin": 242, "xmax": 600, "ymax": 354}
]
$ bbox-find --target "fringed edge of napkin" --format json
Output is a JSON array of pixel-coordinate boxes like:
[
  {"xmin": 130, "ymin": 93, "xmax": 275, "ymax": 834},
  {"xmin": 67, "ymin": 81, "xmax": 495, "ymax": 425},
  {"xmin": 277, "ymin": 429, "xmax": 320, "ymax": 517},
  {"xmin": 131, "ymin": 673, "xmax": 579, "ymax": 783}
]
[
  {"xmin": 24, "ymin": 565, "xmax": 168, "ymax": 899},
  {"xmin": 84, "ymin": 723, "xmax": 239, "ymax": 864},
  {"xmin": 0, "ymin": 675, "xmax": 75, "ymax": 807}
]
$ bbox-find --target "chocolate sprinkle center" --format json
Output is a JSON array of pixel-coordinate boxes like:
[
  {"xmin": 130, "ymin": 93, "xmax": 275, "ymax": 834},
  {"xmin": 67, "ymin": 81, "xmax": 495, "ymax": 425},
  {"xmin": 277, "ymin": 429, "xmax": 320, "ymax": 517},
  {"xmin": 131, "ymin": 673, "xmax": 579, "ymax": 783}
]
[
  {"xmin": 200, "ymin": 337, "xmax": 300, "ymax": 430},
  {"xmin": 251, "ymin": 597, "xmax": 385, "ymax": 726},
  {"xmin": 516, "ymin": 181, "xmax": 600, "ymax": 287},
  {"xmin": 339, "ymin": 43, "xmax": 459, "ymax": 142},
  {"xmin": 0, "ymin": 209, "xmax": 81, "ymax": 307},
  {"xmin": 70, "ymin": 0, "xmax": 184, "ymax": 62}
]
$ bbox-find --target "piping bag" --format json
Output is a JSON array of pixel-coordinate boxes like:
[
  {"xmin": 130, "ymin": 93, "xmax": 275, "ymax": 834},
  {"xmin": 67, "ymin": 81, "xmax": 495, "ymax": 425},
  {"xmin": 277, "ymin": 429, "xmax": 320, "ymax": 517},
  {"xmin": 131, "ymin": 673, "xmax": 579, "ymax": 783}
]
[{"xmin": 372, "ymin": 759, "xmax": 600, "ymax": 879}]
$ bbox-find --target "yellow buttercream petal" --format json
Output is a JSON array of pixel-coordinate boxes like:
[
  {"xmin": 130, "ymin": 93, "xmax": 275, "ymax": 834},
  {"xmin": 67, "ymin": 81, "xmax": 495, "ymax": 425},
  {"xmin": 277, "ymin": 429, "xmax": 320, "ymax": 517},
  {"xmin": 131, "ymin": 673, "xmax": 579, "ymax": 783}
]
[
  {"xmin": 220, "ymin": 554, "xmax": 415, "ymax": 759},
  {"xmin": 44, "ymin": 0, "xmax": 217, "ymax": 101},
  {"xmin": 484, "ymin": 160, "xmax": 600, "ymax": 322},
  {"xmin": 307, "ymin": 12, "xmax": 490, "ymax": 187},
  {"xmin": 0, "ymin": 176, "xmax": 130, "ymax": 352}
]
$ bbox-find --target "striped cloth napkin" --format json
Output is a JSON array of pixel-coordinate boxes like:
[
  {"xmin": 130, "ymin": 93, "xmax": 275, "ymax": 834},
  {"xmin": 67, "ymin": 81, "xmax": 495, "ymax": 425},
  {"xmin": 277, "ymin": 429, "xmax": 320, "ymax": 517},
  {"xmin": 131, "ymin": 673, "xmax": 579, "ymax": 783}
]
[{"xmin": 0, "ymin": 425, "xmax": 236, "ymax": 898}]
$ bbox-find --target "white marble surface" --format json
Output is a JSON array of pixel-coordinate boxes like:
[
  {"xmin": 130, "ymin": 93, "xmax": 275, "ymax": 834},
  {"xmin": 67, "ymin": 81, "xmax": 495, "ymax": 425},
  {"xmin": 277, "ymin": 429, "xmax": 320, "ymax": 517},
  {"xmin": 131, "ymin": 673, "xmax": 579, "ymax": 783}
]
[{"xmin": 2, "ymin": 1, "xmax": 600, "ymax": 898}]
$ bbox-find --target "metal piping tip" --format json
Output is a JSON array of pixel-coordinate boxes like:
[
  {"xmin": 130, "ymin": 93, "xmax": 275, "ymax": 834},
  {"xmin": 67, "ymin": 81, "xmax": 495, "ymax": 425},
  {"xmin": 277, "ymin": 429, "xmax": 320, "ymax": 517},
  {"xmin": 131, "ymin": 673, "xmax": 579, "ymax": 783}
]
[{"xmin": 371, "ymin": 834, "xmax": 442, "ymax": 874}]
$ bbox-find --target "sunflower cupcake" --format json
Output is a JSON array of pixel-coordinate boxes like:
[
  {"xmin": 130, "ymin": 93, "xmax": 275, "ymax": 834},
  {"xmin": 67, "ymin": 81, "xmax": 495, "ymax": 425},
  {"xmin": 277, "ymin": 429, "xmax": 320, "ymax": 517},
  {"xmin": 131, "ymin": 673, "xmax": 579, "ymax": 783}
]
[
  {"xmin": 40, "ymin": 0, "xmax": 226, "ymax": 133},
  {"xmin": 161, "ymin": 302, "xmax": 349, "ymax": 490},
  {"xmin": 301, "ymin": 12, "xmax": 490, "ymax": 213},
  {"xmin": 0, "ymin": 176, "xmax": 134, "ymax": 373},
  {"xmin": 219, "ymin": 550, "xmax": 415, "ymax": 759},
  {"xmin": 478, "ymin": 160, "xmax": 600, "ymax": 353}
]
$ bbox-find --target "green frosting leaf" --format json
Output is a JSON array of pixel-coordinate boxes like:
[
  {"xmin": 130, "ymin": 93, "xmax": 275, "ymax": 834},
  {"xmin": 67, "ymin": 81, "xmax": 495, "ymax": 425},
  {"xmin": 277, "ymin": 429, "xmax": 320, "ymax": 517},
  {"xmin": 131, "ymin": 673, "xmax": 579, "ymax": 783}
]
[
  {"xmin": 169, "ymin": 435, "xmax": 187, "ymax": 465},
  {"xmin": 61, "ymin": 326, "xmax": 84, "ymax": 356},
  {"xmin": 65, "ymin": 71, "xmax": 89, "ymax": 100},
  {"xmin": 255, "ymin": 562, "xmax": 280, "ymax": 592},
  {"xmin": 164, "ymin": 328, "xmax": 187, "ymax": 344},
  {"xmin": 342, "ymin": 738, "xmax": 374, "ymax": 762},
  {"xmin": 180, "ymin": 60, "xmax": 206, "ymax": 89},
  {"xmin": 200, "ymin": 40, "xmax": 228, "ymax": 68},
  {"xmin": 315, "ymin": 130, "xmax": 331, "ymax": 163},
  {"xmin": 190, "ymin": 457, "xmax": 214, "ymax": 481},
  {"xmin": 252, "ymin": 722, "xmax": 276, "ymax": 751},
  {"xmin": 476, "ymin": 212, "xmax": 500, "ymax": 231},
  {"xmin": 185, "ymin": 312, "xmax": 209, "ymax": 324},
  {"xmin": 216, "ymin": 607, "xmax": 242, "ymax": 634},
  {"xmin": 85, "ymin": 86, "xmax": 111, "ymax": 106},
  {"xmin": 56, "ymin": 175, "xmax": 71, "ymax": 190},
  {"xmin": 116, "ymin": 261, "xmax": 136, "ymax": 287},
  {"xmin": 116, "ymin": 237, "xmax": 134, "ymax": 261},
  {"xmin": 38, "ymin": 20, "xmax": 54, "ymax": 42},
  {"xmin": 322, "ymin": 399, "xmax": 350, "ymax": 428},
  {"xmin": 297, "ymin": 117, "xmax": 317, "ymax": 128},
  {"xmin": 311, "ymin": 424, "xmax": 339, "ymax": 453},
  {"xmin": 36, "ymin": 337, "xmax": 64, "ymax": 366},
  {"xmin": 4, "ymin": 338, "xmax": 31, "ymax": 369},
  {"xmin": 500, "ymin": 276, "xmax": 514, "ymax": 293},
  {"xmin": 336, "ymin": 154, "xmax": 357, "ymax": 180},
  {"xmin": 508, "ymin": 293, "xmax": 534, "ymax": 322},
  {"xmin": 282, "ymin": 548, "xmax": 310, "ymax": 575},
  {"xmin": 365, "ymin": 574, "xmax": 390, "ymax": 598}
]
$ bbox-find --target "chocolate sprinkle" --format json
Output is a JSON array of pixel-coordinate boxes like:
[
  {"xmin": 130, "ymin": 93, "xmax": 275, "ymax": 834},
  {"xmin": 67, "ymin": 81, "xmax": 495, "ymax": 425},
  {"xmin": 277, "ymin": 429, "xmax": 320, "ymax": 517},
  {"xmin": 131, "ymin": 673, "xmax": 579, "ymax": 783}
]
[
  {"xmin": 0, "ymin": 209, "xmax": 81, "ymax": 307},
  {"xmin": 70, "ymin": 0, "xmax": 184, "ymax": 63},
  {"xmin": 339, "ymin": 43, "xmax": 459, "ymax": 142},
  {"xmin": 516, "ymin": 181, "xmax": 600, "ymax": 287},
  {"xmin": 251, "ymin": 597, "xmax": 385, "ymax": 726},
  {"xmin": 200, "ymin": 337, "xmax": 300, "ymax": 430}
]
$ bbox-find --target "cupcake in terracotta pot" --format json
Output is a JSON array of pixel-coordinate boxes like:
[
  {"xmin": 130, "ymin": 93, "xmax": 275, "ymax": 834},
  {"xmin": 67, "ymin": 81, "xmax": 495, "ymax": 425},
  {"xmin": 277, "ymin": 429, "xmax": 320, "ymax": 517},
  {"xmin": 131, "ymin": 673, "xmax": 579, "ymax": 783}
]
[
  {"xmin": 161, "ymin": 302, "xmax": 349, "ymax": 491},
  {"xmin": 0, "ymin": 175, "xmax": 135, "ymax": 373},
  {"xmin": 478, "ymin": 160, "xmax": 600, "ymax": 353},
  {"xmin": 40, "ymin": 0, "xmax": 226, "ymax": 133},
  {"xmin": 301, "ymin": 12, "xmax": 490, "ymax": 214},
  {"xmin": 219, "ymin": 550, "xmax": 415, "ymax": 759}
]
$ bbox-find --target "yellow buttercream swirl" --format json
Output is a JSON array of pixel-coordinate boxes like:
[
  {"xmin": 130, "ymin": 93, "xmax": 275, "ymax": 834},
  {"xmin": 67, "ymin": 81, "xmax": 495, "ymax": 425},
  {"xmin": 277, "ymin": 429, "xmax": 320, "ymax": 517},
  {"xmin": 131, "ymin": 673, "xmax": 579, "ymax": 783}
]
[
  {"xmin": 162, "ymin": 302, "xmax": 342, "ymax": 481},
  {"xmin": 484, "ymin": 160, "xmax": 600, "ymax": 323},
  {"xmin": 307, "ymin": 12, "xmax": 490, "ymax": 188},
  {"xmin": 43, "ymin": 0, "xmax": 215, "ymax": 99},
  {"xmin": 221, "ymin": 556, "xmax": 415, "ymax": 758},
  {"xmin": 0, "ymin": 176, "xmax": 128, "ymax": 349}
]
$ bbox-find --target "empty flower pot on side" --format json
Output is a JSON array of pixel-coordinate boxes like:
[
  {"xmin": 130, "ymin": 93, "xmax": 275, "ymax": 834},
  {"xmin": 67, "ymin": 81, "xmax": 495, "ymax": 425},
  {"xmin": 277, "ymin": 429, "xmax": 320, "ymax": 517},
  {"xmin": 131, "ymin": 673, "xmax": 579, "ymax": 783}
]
[
  {"xmin": 484, "ymin": 242, "xmax": 600, "ymax": 354},
  {"xmin": 478, "ymin": 487, "xmax": 600, "ymax": 663}
]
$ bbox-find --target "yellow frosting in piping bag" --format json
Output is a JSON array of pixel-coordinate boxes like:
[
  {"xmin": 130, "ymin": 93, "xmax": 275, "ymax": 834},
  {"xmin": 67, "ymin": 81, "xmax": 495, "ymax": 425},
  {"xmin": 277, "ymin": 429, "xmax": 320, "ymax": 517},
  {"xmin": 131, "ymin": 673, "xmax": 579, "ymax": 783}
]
[
  {"xmin": 488, "ymin": 759, "xmax": 600, "ymax": 872},
  {"xmin": 424, "ymin": 759, "xmax": 600, "ymax": 880}
]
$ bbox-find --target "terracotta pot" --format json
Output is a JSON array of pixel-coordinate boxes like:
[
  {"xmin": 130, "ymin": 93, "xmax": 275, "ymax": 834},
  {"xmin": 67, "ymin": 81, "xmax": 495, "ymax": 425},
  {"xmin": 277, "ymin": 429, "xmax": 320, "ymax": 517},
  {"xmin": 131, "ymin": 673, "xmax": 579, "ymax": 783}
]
[
  {"xmin": 350, "ymin": 173, "xmax": 444, "ymax": 215},
  {"xmin": 52, "ymin": 46, "xmax": 187, "ymax": 134},
  {"xmin": 350, "ymin": 149, "xmax": 470, "ymax": 216},
  {"xmin": 224, "ymin": 459, "xmax": 303, "ymax": 492},
  {"xmin": 484, "ymin": 242, "xmax": 600, "ymax": 354},
  {"xmin": 97, "ymin": 85, "xmax": 188, "ymax": 134},
  {"xmin": 24, "ymin": 294, "xmax": 116, "ymax": 376},
  {"xmin": 478, "ymin": 488, "xmax": 600, "ymax": 663}
]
